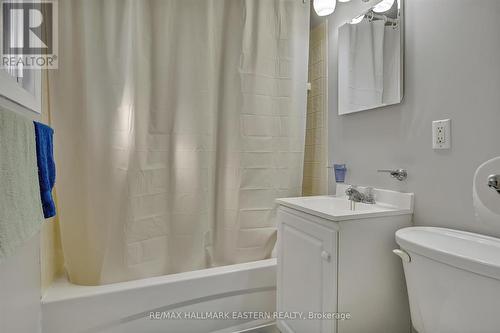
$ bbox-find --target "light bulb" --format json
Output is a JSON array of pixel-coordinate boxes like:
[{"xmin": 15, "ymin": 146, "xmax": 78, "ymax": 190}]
[
  {"xmin": 313, "ymin": 0, "xmax": 337, "ymax": 17},
  {"xmin": 373, "ymin": 0, "xmax": 395, "ymax": 13}
]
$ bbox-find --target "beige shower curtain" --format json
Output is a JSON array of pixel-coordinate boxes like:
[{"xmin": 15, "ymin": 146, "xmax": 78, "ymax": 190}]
[{"xmin": 49, "ymin": 0, "xmax": 309, "ymax": 285}]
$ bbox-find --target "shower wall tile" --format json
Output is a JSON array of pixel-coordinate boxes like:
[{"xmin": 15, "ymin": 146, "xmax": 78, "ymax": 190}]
[
  {"xmin": 219, "ymin": 167, "xmax": 240, "ymax": 189},
  {"xmin": 169, "ymin": 234, "xmax": 208, "ymax": 273},
  {"xmin": 310, "ymin": 78, "xmax": 325, "ymax": 97},
  {"xmin": 221, "ymin": 187, "xmax": 239, "ymax": 210},
  {"xmin": 126, "ymin": 242, "xmax": 142, "ymax": 266},
  {"xmin": 274, "ymin": 97, "xmax": 291, "ymax": 115},
  {"xmin": 241, "ymin": 169, "xmax": 275, "ymax": 189},
  {"xmin": 171, "ymin": 213, "xmax": 207, "ymax": 236},
  {"xmin": 41, "ymin": 215, "xmax": 64, "ymax": 290},
  {"xmin": 171, "ymin": 167, "xmax": 209, "ymax": 192},
  {"xmin": 278, "ymin": 40, "xmax": 291, "ymax": 58},
  {"xmin": 242, "ymin": 152, "xmax": 275, "ymax": 168},
  {"xmin": 241, "ymin": 136, "xmax": 275, "ymax": 152},
  {"xmin": 128, "ymin": 168, "xmax": 168, "ymax": 196},
  {"xmin": 125, "ymin": 214, "xmax": 169, "ymax": 243},
  {"xmin": 146, "ymin": 133, "xmax": 170, "ymax": 152},
  {"xmin": 273, "ymin": 152, "xmax": 303, "ymax": 168},
  {"xmin": 113, "ymin": 105, "xmax": 133, "ymax": 131},
  {"xmin": 239, "ymin": 189, "xmax": 276, "ymax": 210},
  {"xmin": 126, "ymin": 235, "xmax": 169, "ymax": 267},
  {"xmin": 278, "ymin": 59, "xmax": 291, "ymax": 78},
  {"xmin": 241, "ymin": 95, "xmax": 273, "ymax": 115},
  {"xmin": 172, "ymin": 133, "xmax": 213, "ymax": 152},
  {"xmin": 237, "ymin": 228, "xmax": 276, "ymax": 249},
  {"xmin": 240, "ymin": 54, "xmax": 279, "ymax": 76},
  {"xmin": 130, "ymin": 192, "xmax": 168, "ymax": 220},
  {"xmin": 302, "ymin": 22, "xmax": 328, "ymax": 196},
  {"xmin": 234, "ymin": 246, "xmax": 272, "ymax": 264},
  {"xmin": 174, "ymin": 150, "xmax": 211, "ymax": 168},
  {"xmin": 241, "ymin": 75, "xmax": 275, "ymax": 95},
  {"xmin": 239, "ymin": 209, "xmax": 275, "ymax": 229},
  {"xmin": 141, "ymin": 236, "xmax": 168, "ymax": 262},
  {"xmin": 276, "ymin": 79, "xmax": 292, "ymax": 97},
  {"xmin": 241, "ymin": 115, "xmax": 280, "ymax": 137},
  {"xmin": 171, "ymin": 191, "xmax": 210, "ymax": 214}
]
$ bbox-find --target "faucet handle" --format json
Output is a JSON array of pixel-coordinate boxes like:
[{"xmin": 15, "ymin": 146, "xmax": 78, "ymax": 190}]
[
  {"xmin": 364, "ymin": 186, "xmax": 374, "ymax": 196},
  {"xmin": 363, "ymin": 187, "xmax": 376, "ymax": 204},
  {"xmin": 345, "ymin": 184, "xmax": 357, "ymax": 194}
]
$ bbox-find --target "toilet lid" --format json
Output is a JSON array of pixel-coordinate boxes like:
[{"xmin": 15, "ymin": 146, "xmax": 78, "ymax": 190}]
[
  {"xmin": 473, "ymin": 156, "xmax": 500, "ymax": 227},
  {"xmin": 396, "ymin": 227, "xmax": 500, "ymax": 280}
]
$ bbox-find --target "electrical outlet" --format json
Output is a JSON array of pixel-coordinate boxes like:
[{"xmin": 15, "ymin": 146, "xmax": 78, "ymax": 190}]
[{"xmin": 432, "ymin": 119, "xmax": 451, "ymax": 149}]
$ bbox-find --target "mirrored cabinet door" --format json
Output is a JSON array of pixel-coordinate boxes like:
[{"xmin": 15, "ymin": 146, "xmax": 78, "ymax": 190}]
[{"xmin": 338, "ymin": 0, "xmax": 404, "ymax": 115}]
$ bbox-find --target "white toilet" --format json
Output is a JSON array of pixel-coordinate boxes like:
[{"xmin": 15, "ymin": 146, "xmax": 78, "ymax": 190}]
[
  {"xmin": 395, "ymin": 157, "xmax": 500, "ymax": 333},
  {"xmin": 396, "ymin": 227, "xmax": 500, "ymax": 333}
]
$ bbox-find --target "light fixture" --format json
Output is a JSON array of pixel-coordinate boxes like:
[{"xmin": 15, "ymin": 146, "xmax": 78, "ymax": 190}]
[
  {"xmin": 373, "ymin": 0, "xmax": 395, "ymax": 13},
  {"xmin": 350, "ymin": 14, "xmax": 364, "ymax": 24},
  {"xmin": 338, "ymin": 0, "xmax": 351, "ymax": 2},
  {"xmin": 313, "ymin": 0, "xmax": 337, "ymax": 17}
]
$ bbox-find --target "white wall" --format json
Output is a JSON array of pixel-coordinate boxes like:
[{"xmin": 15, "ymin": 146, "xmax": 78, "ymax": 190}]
[
  {"xmin": 328, "ymin": 0, "xmax": 500, "ymax": 235},
  {"xmin": 0, "ymin": 97, "xmax": 42, "ymax": 333},
  {"xmin": 0, "ymin": 234, "xmax": 41, "ymax": 333}
]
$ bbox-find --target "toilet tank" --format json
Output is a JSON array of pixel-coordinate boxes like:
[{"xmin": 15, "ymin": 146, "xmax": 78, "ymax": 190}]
[{"xmin": 395, "ymin": 227, "xmax": 500, "ymax": 333}]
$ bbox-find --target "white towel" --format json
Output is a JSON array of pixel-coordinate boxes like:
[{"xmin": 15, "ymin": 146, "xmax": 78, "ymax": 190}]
[
  {"xmin": 0, "ymin": 108, "xmax": 43, "ymax": 262},
  {"xmin": 338, "ymin": 20, "xmax": 386, "ymax": 113},
  {"xmin": 348, "ymin": 20, "xmax": 385, "ymax": 110}
]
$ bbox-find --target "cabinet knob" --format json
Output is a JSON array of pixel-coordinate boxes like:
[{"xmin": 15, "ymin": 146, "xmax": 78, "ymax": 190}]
[{"xmin": 321, "ymin": 250, "xmax": 331, "ymax": 262}]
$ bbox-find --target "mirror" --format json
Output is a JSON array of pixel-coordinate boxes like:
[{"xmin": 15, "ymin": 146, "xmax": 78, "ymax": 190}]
[{"xmin": 338, "ymin": 0, "xmax": 403, "ymax": 115}]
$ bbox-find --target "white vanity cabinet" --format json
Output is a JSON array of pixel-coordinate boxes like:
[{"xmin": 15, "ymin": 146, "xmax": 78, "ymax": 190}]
[
  {"xmin": 277, "ymin": 208, "xmax": 337, "ymax": 333},
  {"xmin": 276, "ymin": 185, "xmax": 414, "ymax": 333}
]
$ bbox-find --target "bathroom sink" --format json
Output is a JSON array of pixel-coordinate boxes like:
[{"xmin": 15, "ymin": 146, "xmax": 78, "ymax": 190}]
[
  {"xmin": 276, "ymin": 184, "xmax": 414, "ymax": 222},
  {"xmin": 276, "ymin": 184, "xmax": 414, "ymax": 332}
]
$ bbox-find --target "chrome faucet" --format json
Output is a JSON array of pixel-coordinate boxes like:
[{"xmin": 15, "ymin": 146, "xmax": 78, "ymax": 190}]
[
  {"xmin": 377, "ymin": 169, "xmax": 408, "ymax": 181},
  {"xmin": 345, "ymin": 186, "xmax": 363, "ymax": 202},
  {"xmin": 345, "ymin": 185, "xmax": 375, "ymax": 204}
]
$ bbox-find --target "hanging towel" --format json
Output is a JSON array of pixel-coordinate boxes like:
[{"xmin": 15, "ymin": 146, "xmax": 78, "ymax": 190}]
[
  {"xmin": 0, "ymin": 109, "xmax": 44, "ymax": 261},
  {"xmin": 34, "ymin": 121, "xmax": 56, "ymax": 218},
  {"xmin": 348, "ymin": 20, "xmax": 385, "ymax": 110},
  {"xmin": 338, "ymin": 20, "xmax": 385, "ymax": 113}
]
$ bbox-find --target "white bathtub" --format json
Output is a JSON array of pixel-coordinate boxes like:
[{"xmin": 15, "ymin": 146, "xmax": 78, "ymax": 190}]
[{"xmin": 41, "ymin": 259, "xmax": 276, "ymax": 333}]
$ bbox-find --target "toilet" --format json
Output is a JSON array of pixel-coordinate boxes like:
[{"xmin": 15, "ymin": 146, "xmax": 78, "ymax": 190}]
[
  {"xmin": 396, "ymin": 227, "xmax": 500, "ymax": 333},
  {"xmin": 395, "ymin": 157, "xmax": 500, "ymax": 333}
]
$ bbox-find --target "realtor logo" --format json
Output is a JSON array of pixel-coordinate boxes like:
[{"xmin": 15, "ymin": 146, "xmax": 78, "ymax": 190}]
[{"xmin": 1, "ymin": 0, "xmax": 58, "ymax": 69}]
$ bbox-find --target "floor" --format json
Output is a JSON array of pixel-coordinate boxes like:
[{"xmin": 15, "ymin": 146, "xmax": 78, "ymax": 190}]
[{"xmin": 241, "ymin": 324, "xmax": 280, "ymax": 333}]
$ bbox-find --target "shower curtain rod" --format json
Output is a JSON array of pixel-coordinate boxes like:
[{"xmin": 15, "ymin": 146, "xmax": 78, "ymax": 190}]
[{"xmin": 366, "ymin": 11, "xmax": 398, "ymax": 25}]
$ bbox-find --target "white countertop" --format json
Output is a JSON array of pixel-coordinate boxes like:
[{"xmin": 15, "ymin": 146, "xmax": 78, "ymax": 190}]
[{"xmin": 276, "ymin": 184, "xmax": 414, "ymax": 222}]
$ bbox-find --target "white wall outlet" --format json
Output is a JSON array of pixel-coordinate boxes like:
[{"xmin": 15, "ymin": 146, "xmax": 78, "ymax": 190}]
[{"xmin": 432, "ymin": 119, "xmax": 451, "ymax": 149}]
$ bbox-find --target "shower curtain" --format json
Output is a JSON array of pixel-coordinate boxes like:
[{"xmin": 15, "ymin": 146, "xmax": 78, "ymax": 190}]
[{"xmin": 49, "ymin": 0, "xmax": 309, "ymax": 285}]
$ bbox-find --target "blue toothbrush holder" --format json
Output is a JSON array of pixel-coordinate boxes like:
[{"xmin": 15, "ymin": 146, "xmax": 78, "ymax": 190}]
[{"xmin": 334, "ymin": 164, "xmax": 347, "ymax": 183}]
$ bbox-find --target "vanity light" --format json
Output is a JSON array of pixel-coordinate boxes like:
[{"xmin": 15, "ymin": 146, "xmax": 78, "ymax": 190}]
[
  {"xmin": 313, "ymin": 0, "xmax": 336, "ymax": 16},
  {"xmin": 373, "ymin": 0, "xmax": 395, "ymax": 13},
  {"xmin": 338, "ymin": 0, "xmax": 351, "ymax": 3}
]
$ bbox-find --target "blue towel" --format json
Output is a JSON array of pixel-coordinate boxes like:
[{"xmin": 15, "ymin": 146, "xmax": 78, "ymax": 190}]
[{"xmin": 34, "ymin": 121, "xmax": 56, "ymax": 218}]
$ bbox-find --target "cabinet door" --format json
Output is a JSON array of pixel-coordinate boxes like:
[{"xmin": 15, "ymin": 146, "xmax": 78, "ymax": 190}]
[{"xmin": 277, "ymin": 208, "xmax": 337, "ymax": 333}]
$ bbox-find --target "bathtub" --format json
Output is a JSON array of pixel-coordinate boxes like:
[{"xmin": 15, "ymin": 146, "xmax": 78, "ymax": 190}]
[{"xmin": 41, "ymin": 259, "xmax": 276, "ymax": 333}]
